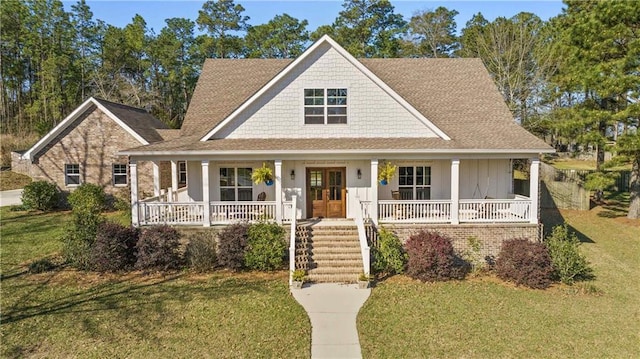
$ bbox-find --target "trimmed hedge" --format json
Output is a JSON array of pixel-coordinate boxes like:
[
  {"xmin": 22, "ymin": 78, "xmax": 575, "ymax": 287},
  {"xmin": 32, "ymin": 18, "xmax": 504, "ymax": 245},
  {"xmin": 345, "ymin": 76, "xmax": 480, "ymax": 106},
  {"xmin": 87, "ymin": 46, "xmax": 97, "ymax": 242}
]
[
  {"xmin": 21, "ymin": 181, "xmax": 59, "ymax": 211},
  {"xmin": 372, "ymin": 227, "xmax": 407, "ymax": 276},
  {"xmin": 496, "ymin": 238, "xmax": 554, "ymax": 289},
  {"xmin": 135, "ymin": 225, "xmax": 181, "ymax": 271},
  {"xmin": 185, "ymin": 230, "xmax": 218, "ymax": 272},
  {"xmin": 245, "ymin": 221, "xmax": 286, "ymax": 271},
  {"xmin": 405, "ymin": 231, "xmax": 467, "ymax": 282},
  {"xmin": 217, "ymin": 222, "xmax": 250, "ymax": 271},
  {"xmin": 91, "ymin": 222, "xmax": 139, "ymax": 272}
]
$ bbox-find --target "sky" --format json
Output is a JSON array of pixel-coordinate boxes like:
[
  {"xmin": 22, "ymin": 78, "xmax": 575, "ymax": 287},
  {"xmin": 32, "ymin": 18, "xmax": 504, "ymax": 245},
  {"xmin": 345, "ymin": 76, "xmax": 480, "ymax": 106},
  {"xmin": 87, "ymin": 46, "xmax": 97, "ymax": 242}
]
[{"xmin": 62, "ymin": 0, "xmax": 566, "ymax": 35}]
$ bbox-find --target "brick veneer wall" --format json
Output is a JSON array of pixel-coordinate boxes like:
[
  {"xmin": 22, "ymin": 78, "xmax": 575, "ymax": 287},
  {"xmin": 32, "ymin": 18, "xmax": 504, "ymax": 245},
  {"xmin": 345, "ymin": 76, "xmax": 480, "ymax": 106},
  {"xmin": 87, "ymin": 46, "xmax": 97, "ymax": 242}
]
[
  {"xmin": 18, "ymin": 105, "xmax": 158, "ymax": 199},
  {"xmin": 380, "ymin": 223, "xmax": 542, "ymax": 263}
]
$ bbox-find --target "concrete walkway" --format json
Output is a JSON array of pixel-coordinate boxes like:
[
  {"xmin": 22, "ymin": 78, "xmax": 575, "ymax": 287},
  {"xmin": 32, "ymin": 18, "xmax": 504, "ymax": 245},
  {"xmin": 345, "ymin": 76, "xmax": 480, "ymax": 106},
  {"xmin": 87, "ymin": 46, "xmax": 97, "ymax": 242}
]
[
  {"xmin": 292, "ymin": 283, "xmax": 371, "ymax": 359},
  {"xmin": 0, "ymin": 189, "xmax": 23, "ymax": 207}
]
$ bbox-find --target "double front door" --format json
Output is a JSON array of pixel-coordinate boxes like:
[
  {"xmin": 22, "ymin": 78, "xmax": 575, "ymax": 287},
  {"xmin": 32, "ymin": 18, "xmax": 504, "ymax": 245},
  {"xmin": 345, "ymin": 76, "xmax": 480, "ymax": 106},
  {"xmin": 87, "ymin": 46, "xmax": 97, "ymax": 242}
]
[{"xmin": 307, "ymin": 167, "xmax": 346, "ymax": 218}]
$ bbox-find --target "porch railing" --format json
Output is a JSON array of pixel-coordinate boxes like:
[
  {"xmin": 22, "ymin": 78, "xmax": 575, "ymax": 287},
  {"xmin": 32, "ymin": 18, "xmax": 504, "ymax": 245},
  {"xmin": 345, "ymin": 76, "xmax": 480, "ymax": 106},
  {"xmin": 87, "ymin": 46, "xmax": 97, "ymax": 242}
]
[
  {"xmin": 139, "ymin": 202, "xmax": 205, "ymax": 225},
  {"xmin": 282, "ymin": 201, "xmax": 294, "ymax": 223},
  {"xmin": 356, "ymin": 200, "xmax": 371, "ymax": 276},
  {"xmin": 379, "ymin": 200, "xmax": 451, "ymax": 223},
  {"xmin": 288, "ymin": 195, "xmax": 297, "ymax": 286},
  {"xmin": 458, "ymin": 198, "xmax": 530, "ymax": 223},
  {"xmin": 378, "ymin": 198, "xmax": 531, "ymax": 224},
  {"xmin": 210, "ymin": 201, "xmax": 277, "ymax": 224}
]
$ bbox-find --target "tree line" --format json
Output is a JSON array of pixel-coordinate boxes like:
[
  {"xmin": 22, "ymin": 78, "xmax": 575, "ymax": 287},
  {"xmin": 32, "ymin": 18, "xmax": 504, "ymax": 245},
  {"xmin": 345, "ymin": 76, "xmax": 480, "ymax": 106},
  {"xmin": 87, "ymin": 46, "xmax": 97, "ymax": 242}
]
[{"xmin": 1, "ymin": 0, "xmax": 638, "ymax": 215}]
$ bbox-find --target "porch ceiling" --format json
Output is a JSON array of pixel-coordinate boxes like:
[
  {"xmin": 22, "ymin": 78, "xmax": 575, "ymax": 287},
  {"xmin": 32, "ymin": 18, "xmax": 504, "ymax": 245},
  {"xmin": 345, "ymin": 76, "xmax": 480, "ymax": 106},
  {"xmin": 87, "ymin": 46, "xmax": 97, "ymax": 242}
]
[{"xmin": 120, "ymin": 137, "xmax": 554, "ymax": 157}]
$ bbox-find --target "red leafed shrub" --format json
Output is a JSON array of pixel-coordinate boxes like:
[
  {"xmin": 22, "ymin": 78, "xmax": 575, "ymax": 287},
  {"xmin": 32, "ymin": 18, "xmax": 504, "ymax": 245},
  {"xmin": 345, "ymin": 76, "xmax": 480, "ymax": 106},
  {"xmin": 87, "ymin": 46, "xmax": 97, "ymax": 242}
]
[
  {"xmin": 495, "ymin": 238, "xmax": 554, "ymax": 289},
  {"xmin": 91, "ymin": 222, "xmax": 139, "ymax": 272},
  {"xmin": 135, "ymin": 225, "xmax": 181, "ymax": 271},
  {"xmin": 217, "ymin": 222, "xmax": 250, "ymax": 271},
  {"xmin": 405, "ymin": 231, "xmax": 467, "ymax": 282}
]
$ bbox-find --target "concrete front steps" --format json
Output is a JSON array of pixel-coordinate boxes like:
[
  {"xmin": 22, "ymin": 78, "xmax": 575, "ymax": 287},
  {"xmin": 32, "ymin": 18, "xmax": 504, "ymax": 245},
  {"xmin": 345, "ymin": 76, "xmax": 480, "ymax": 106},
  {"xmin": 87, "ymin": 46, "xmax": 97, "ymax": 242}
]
[{"xmin": 295, "ymin": 221, "xmax": 363, "ymax": 283}]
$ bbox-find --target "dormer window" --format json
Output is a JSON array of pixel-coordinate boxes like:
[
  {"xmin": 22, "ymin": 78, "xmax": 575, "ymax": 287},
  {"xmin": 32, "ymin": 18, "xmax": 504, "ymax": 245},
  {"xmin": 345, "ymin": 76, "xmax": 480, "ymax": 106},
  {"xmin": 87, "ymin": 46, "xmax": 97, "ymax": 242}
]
[{"xmin": 304, "ymin": 88, "xmax": 347, "ymax": 124}]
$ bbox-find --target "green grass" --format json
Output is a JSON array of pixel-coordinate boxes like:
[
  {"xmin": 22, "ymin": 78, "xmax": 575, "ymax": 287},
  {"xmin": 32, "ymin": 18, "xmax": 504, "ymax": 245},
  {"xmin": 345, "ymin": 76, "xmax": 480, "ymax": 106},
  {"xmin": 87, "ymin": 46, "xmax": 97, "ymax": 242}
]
[
  {"xmin": 0, "ymin": 171, "xmax": 31, "ymax": 191},
  {"xmin": 358, "ymin": 208, "xmax": 640, "ymax": 358},
  {"xmin": 0, "ymin": 208, "xmax": 311, "ymax": 358}
]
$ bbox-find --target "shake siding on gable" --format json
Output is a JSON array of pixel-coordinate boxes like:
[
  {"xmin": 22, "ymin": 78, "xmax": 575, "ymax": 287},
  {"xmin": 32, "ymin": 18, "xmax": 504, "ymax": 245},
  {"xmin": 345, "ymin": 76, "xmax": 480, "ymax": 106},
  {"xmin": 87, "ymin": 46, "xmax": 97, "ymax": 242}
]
[
  {"xmin": 26, "ymin": 105, "xmax": 159, "ymax": 197},
  {"xmin": 215, "ymin": 44, "xmax": 439, "ymax": 139}
]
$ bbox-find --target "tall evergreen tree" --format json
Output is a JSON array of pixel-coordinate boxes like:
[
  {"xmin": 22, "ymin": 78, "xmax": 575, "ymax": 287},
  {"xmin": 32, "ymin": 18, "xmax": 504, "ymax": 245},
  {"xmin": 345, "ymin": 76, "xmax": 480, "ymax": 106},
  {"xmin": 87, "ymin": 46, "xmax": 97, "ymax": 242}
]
[
  {"xmin": 404, "ymin": 6, "xmax": 459, "ymax": 58},
  {"xmin": 312, "ymin": 0, "xmax": 406, "ymax": 58},
  {"xmin": 548, "ymin": 0, "xmax": 639, "ymax": 218},
  {"xmin": 244, "ymin": 14, "xmax": 309, "ymax": 59},
  {"xmin": 196, "ymin": 0, "xmax": 249, "ymax": 58}
]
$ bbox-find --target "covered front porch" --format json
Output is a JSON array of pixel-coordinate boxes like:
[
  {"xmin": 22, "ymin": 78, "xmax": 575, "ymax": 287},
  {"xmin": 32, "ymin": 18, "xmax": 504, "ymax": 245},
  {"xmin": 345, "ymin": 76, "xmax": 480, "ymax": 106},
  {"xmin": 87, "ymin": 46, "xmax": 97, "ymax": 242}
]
[{"xmin": 128, "ymin": 157, "xmax": 541, "ymax": 227}]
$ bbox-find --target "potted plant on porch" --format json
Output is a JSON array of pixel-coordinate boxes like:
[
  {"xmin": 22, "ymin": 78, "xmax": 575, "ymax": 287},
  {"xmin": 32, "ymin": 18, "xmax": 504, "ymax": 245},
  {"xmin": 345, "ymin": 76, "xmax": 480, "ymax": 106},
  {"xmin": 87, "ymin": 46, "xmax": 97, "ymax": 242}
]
[
  {"xmin": 377, "ymin": 161, "xmax": 397, "ymax": 185},
  {"xmin": 252, "ymin": 163, "xmax": 274, "ymax": 186},
  {"xmin": 291, "ymin": 269, "xmax": 306, "ymax": 289}
]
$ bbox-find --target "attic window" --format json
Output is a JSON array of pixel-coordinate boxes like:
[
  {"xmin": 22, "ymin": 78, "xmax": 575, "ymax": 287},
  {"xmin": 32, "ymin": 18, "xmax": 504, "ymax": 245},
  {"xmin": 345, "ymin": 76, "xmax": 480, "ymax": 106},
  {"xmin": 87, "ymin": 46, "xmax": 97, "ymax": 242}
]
[{"xmin": 304, "ymin": 88, "xmax": 347, "ymax": 124}]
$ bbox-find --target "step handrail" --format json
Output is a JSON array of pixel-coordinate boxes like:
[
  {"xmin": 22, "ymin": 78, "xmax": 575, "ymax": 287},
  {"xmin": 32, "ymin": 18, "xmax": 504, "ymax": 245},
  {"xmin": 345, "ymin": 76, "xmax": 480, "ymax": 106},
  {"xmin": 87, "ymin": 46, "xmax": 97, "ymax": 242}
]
[
  {"xmin": 288, "ymin": 195, "xmax": 297, "ymax": 286},
  {"xmin": 355, "ymin": 199, "xmax": 371, "ymax": 276}
]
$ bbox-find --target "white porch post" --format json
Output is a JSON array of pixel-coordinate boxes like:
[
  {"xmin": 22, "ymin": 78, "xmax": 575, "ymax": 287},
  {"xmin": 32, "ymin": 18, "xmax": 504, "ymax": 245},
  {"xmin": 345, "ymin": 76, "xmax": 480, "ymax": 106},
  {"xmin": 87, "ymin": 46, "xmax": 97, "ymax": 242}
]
[
  {"xmin": 152, "ymin": 161, "xmax": 160, "ymax": 198},
  {"xmin": 275, "ymin": 160, "xmax": 283, "ymax": 223},
  {"xmin": 529, "ymin": 157, "xmax": 540, "ymax": 224},
  {"xmin": 129, "ymin": 160, "xmax": 139, "ymax": 226},
  {"xmin": 451, "ymin": 159, "xmax": 460, "ymax": 224},
  {"xmin": 170, "ymin": 160, "xmax": 178, "ymax": 200},
  {"xmin": 201, "ymin": 160, "xmax": 211, "ymax": 227},
  {"xmin": 370, "ymin": 159, "xmax": 379, "ymax": 224}
]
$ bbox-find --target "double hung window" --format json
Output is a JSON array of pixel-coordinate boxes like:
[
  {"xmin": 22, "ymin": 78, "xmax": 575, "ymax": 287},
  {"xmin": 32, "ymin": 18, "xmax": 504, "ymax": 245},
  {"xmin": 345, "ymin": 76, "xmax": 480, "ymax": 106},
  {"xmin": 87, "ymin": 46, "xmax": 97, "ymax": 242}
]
[
  {"xmin": 304, "ymin": 88, "xmax": 347, "ymax": 124},
  {"xmin": 65, "ymin": 164, "xmax": 80, "ymax": 186},
  {"xmin": 220, "ymin": 167, "xmax": 253, "ymax": 201},
  {"xmin": 398, "ymin": 166, "xmax": 431, "ymax": 200},
  {"xmin": 112, "ymin": 164, "xmax": 128, "ymax": 186}
]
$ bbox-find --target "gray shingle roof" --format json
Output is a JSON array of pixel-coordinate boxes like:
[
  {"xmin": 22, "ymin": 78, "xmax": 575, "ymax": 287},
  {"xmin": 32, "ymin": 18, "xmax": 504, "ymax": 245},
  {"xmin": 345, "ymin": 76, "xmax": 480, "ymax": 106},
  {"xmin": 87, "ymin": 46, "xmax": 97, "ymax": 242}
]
[
  {"xmin": 94, "ymin": 98, "xmax": 169, "ymax": 143},
  {"xmin": 159, "ymin": 53, "xmax": 551, "ymax": 153}
]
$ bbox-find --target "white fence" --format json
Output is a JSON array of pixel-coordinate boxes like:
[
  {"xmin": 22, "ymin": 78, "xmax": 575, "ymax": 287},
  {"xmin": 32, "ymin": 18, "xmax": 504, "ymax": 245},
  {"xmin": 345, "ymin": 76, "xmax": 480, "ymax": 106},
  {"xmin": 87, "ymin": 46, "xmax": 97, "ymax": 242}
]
[
  {"xmin": 209, "ymin": 201, "xmax": 277, "ymax": 224},
  {"xmin": 139, "ymin": 202, "xmax": 205, "ymax": 225},
  {"xmin": 377, "ymin": 198, "xmax": 531, "ymax": 224}
]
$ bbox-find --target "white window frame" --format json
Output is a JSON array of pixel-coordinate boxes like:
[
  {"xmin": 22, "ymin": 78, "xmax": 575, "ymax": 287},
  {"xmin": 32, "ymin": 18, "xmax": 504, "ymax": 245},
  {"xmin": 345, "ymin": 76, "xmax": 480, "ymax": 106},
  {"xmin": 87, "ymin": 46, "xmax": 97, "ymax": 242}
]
[
  {"xmin": 178, "ymin": 161, "xmax": 187, "ymax": 187},
  {"xmin": 398, "ymin": 166, "xmax": 432, "ymax": 200},
  {"xmin": 112, "ymin": 163, "xmax": 128, "ymax": 186},
  {"xmin": 304, "ymin": 88, "xmax": 348, "ymax": 124},
  {"xmin": 219, "ymin": 167, "xmax": 253, "ymax": 201},
  {"xmin": 65, "ymin": 164, "xmax": 81, "ymax": 187}
]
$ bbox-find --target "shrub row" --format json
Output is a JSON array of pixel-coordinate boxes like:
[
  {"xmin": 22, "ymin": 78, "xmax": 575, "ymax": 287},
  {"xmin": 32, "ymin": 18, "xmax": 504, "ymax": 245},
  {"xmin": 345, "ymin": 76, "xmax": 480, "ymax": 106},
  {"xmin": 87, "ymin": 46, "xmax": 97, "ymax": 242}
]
[
  {"xmin": 395, "ymin": 224, "xmax": 592, "ymax": 289},
  {"xmin": 218, "ymin": 221, "xmax": 286, "ymax": 271}
]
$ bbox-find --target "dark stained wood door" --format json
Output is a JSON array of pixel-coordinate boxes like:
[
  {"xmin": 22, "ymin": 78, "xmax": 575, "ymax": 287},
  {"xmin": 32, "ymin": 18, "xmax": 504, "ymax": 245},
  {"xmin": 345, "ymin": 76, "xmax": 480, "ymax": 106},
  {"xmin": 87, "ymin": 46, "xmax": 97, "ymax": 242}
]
[{"xmin": 307, "ymin": 167, "xmax": 346, "ymax": 218}]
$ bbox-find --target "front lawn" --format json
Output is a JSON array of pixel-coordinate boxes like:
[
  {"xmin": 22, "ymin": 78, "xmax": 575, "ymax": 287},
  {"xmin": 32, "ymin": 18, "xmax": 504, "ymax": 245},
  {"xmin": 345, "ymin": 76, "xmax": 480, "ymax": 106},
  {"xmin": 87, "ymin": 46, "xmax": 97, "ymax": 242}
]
[
  {"xmin": 0, "ymin": 208, "xmax": 310, "ymax": 358},
  {"xmin": 358, "ymin": 207, "xmax": 640, "ymax": 358}
]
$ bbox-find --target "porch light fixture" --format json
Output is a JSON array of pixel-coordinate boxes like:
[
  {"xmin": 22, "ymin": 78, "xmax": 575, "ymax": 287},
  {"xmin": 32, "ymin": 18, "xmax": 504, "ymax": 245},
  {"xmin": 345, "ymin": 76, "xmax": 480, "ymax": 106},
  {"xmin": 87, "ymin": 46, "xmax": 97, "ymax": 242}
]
[
  {"xmin": 290, "ymin": 170, "xmax": 295, "ymax": 180},
  {"xmin": 357, "ymin": 169, "xmax": 362, "ymax": 179}
]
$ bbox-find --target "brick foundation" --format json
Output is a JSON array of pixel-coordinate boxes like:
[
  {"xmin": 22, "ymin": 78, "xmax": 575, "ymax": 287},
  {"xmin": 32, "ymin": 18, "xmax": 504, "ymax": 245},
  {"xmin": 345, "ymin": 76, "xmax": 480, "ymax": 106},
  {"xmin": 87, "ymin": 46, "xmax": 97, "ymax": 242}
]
[{"xmin": 379, "ymin": 223, "xmax": 542, "ymax": 263}]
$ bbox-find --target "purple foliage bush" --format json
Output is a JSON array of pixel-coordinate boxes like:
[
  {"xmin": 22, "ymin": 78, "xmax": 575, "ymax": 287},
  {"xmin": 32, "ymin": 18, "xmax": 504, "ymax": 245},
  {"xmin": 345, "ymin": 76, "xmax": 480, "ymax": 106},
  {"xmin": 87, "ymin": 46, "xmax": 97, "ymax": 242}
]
[
  {"xmin": 91, "ymin": 222, "xmax": 139, "ymax": 272},
  {"xmin": 495, "ymin": 238, "xmax": 554, "ymax": 289},
  {"xmin": 135, "ymin": 225, "xmax": 181, "ymax": 271},
  {"xmin": 405, "ymin": 231, "xmax": 467, "ymax": 282}
]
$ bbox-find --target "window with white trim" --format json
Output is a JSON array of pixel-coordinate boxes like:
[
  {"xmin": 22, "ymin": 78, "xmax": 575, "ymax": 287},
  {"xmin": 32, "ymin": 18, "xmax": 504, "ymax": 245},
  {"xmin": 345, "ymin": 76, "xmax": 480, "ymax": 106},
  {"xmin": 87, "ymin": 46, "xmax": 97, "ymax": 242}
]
[
  {"xmin": 178, "ymin": 161, "xmax": 187, "ymax": 187},
  {"xmin": 220, "ymin": 167, "xmax": 253, "ymax": 201},
  {"xmin": 65, "ymin": 164, "xmax": 80, "ymax": 186},
  {"xmin": 304, "ymin": 88, "xmax": 347, "ymax": 124},
  {"xmin": 398, "ymin": 166, "xmax": 431, "ymax": 200},
  {"xmin": 112, "ymin": 164, "xmax": 128, "ymax": 186}
]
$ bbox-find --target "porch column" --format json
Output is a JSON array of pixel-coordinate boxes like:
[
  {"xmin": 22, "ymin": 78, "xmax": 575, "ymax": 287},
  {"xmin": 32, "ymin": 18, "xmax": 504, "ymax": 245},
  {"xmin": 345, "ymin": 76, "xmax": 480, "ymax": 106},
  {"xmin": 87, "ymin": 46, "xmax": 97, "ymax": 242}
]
[
  {"xmin": 529, "ymin": 158, "xmax": 540, "ymax": 224},
  {"xmin": 201, "ymin": 160, "xmax": 211, "ymax": 227},
  {"xmin": 451, "ymin": 159, "xmax": 460, "ymax": 224},
  {"xmin": 152, "ymin": 161, "xmax": 160, "ymax": 198},
  {"xmin": 275, "ymin": 160, "xmax": 283, "ymax": 223},
  {"xmin": 170, "ymin": 160, "xmax": 178, "ymax": 199},
  {"xmin": 370, "ymin": 159, "xmax": 379, "ymax": 224},
  {"xmin": 129, "ymin": 160, "xmax": 139, "ymax": 227}
]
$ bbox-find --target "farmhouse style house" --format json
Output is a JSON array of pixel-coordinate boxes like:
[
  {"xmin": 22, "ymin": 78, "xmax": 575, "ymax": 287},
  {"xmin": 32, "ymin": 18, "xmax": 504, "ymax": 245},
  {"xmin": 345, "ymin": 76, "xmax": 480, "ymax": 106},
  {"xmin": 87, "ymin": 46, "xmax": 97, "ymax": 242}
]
[
  {"xmin": 119, "ymin": 35, "xmax": 553, "ymax": 282},
  {"xmin": 12, "ymin": 97, "xmax": 176, "ymax": 198}
]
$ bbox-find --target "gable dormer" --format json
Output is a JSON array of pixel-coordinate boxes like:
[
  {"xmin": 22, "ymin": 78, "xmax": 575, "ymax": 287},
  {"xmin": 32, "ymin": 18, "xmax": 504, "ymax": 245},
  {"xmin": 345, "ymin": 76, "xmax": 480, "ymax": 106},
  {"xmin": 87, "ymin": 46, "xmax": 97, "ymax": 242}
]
[{"xmin": 201, "ymin": 36, "xmax": 449, "ymax": 141}]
